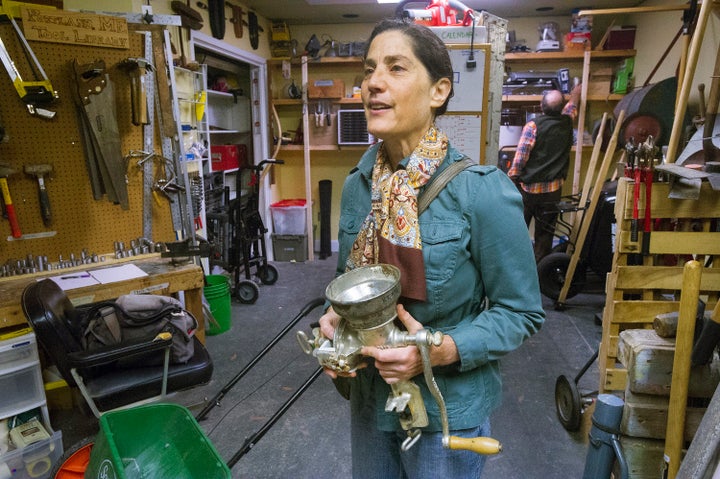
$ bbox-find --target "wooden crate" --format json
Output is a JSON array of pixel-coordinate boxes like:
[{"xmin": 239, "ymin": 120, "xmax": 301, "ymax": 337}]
[{"xmin": 598, "ymin": 178, "xmax": 720, "ymax": 393}]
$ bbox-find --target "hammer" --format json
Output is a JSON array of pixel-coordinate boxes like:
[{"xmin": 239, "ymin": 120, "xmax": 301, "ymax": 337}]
[
  {"xmin": 0, "ymin": 164, "xmax": 21, "ymax": 238},
  {"xmin": 119, "ymin": 58, "xmax": 154, "ymax": 126},
  {"xmin": 24, "ymin": 163, "xmax": 53, "ymax": 226}
]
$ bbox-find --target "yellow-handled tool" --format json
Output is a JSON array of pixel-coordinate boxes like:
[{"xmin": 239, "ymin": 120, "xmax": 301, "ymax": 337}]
[{"xmin": 448, "ymin": 436, "xmax": 503, "ymax": 455}]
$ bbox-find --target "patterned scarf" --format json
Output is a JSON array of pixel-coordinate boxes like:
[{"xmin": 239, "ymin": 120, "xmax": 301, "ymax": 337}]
[{"xmin": 346, "ymin": 126, "xmax": 448, "ymax": 301}]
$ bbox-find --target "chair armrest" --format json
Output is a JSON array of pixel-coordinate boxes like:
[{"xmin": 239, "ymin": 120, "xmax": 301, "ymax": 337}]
[{"xmin": 67, "ymin": 333, "xmax": 173, "ymax": 368}]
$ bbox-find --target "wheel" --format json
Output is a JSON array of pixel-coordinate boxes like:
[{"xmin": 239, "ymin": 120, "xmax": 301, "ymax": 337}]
[
  {"xmin": 235, "ymin": 280, "xmax": 260, "ymax": 304},
  {"xmin": 51, "ymin": 436, "xmax": 94, "ymax": 478},
  {"xmin": 257, "ymin": 264, "xmax": 279, "ymax": 285},
  {"xmin": 537, "ymin": 252, "xmax": 586, "ymax": 300},
  {"xmin": 555, "ymin": 374, "xmax": 582, "ymax": 432}
]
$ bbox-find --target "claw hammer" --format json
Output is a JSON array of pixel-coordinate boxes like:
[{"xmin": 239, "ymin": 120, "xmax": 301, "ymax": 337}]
[
  {"xmin": 0, "ymin": 164, "xmax": 21, "ymax": 238},
  {"xmin": 24, "ymin": 163, "xmax": 53, "ymax": 226}
]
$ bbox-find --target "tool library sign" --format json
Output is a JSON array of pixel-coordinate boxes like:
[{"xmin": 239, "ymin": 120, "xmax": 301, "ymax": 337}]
[{"xmin": 21, "ymin": 7, "xmax": 129, "ymax": 49}]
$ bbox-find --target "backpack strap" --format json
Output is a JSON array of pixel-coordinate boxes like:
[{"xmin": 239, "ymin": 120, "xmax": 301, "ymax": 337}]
[
  {"xmin": 99, "ymin": 306, "xmax": 122, "ymax": 343},
  {"xmin": 418, "ymin": 157, "xmax": 475, "ymax": 214}
]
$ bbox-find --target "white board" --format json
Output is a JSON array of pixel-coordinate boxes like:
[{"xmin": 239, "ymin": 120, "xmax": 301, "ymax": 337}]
[
  {"xmin": 446, "ymin": 45, "xmax": 488, "ymax": 113},
  {"xmin": 436, "ymin": 114, "xmax": 482, "ymax": 162}
]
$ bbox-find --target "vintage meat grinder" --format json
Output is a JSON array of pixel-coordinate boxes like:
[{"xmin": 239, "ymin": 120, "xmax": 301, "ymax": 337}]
[{"xmin": 297, "ymin": 264, "xmax": 501, "ymax": 455}]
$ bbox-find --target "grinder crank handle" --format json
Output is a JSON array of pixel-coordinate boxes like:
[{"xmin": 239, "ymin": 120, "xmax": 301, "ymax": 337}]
[
  {"xmin": 0, "ymin": 177, "xmax": 21, "ymax": 238},
  {"xmin": 447, "ymin": 436, "xmax": 502, "ymax": 455},
  {"xmin": 414, "ymin": 330, "xmax": 504, "ymax": 456}
]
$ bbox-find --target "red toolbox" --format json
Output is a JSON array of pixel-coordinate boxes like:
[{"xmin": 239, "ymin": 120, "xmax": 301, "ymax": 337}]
[{"xmin": 211, "ymin": 144, "xmax": 247, "ymax": 171}]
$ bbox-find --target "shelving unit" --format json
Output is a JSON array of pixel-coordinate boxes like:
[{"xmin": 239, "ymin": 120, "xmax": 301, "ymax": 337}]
[
  {"xmin": 173, "ymin": 65, "xmax": 209, "ymax": 240},
  {"xmin": 502, "ymin": 48, "xmax": 636, "ymax": 193},
  {"xmin": 0, "ymin": 330, "xmax": 63, "ymax": 479},
  {"xmin": 268, "ymin": 56, "xmax": 371, "ymax": 261}
]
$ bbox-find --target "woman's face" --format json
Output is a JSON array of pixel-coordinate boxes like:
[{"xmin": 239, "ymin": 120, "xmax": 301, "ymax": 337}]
[{"xmin": 361, "ymin": 30, "xmax": 450, "ymax": 151}]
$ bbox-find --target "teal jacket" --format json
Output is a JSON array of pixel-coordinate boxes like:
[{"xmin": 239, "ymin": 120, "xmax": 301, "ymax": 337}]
[{"xmin": 336, "ymin": 142, "xmax": 545, "ymax": 432}]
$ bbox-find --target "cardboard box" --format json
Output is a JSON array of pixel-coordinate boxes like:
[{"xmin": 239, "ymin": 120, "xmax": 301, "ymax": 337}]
[
  {"xmin": 605, "ymin": 25, "xmax": 636, "ymax": 50},
  {"xmin": 308, "ymin": 79, "xmax": 345, "ymax": 99}
]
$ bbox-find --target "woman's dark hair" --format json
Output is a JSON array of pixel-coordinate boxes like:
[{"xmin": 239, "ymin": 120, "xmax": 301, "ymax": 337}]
[{"xmin": 364, "ymin": 19, "xmax": 454, "ymax": 116}]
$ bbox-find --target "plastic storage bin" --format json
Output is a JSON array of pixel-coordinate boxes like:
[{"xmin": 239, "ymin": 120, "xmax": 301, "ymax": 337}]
[
  {"xmin": 0, "ymin": 333, "xmax": 45, "ymax": 420},
  {"xmin": 85, "ymin": 403, "xmax": 230, "ymax": 479},
  {"xmin": 272, "ymin": 234, "xmax": 308, "ymax": 262},
  {"xmin": 1, "ymin": 429, "xmax": 63, "ymax": 479},
  {"xmin": 270, "ymin": 199, "xmax": 307, "ymax": 235}
]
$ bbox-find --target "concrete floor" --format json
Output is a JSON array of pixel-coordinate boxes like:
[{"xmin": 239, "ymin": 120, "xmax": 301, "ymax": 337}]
[{"xmin": 51, "ymin": 258, "xmax": 606, "ymax": 478}]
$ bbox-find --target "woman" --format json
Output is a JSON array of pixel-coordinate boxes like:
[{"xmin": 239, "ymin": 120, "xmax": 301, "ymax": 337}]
[{"xmin": 318, "ymin": 18, "xmax": 545, "ymax": 478}]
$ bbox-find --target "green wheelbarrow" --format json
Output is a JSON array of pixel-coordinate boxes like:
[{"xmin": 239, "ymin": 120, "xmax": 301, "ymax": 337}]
[{"xmin": 81, "ymin": 403, "xmax": 230, "ymax": 479}]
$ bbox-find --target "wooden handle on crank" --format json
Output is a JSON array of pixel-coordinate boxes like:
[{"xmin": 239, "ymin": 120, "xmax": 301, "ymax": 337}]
[{"xmin": 447, "ymin": 436, "xmax": 502, "ymax": 455}]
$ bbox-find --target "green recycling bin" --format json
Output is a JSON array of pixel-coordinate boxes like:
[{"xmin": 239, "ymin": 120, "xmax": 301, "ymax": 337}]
[{"xmin": 85, "ymin": 403, "xmax": 230, "ymax": 479}]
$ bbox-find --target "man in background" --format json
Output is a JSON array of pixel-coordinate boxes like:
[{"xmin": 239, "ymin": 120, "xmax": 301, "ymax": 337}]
[{"xmin": 508, "ymin": 84, "xmax": 581, "ymax": 263}]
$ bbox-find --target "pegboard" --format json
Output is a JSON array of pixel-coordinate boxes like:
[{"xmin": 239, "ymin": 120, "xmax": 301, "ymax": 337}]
[{"xmin": 0, "ymin": 21, "xmax": 177, "ymax": 266}]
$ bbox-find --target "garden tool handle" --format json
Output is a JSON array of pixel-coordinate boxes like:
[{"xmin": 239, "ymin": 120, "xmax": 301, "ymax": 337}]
[{"xmin": 447, "ymin": 435, "xmax": 502, "ymax": 455}]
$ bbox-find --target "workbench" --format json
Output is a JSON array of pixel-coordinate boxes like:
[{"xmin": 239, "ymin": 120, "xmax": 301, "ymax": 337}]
[{"xmin": 0, "ymin": 254, "xmax": 206, "ymax": 344}]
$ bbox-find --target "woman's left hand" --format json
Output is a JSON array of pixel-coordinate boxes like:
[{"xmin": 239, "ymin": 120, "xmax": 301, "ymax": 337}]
[
  {"xmin": 361, "ymin": 304, "xmax": 425, "ymax": 384},
  {"xmin": 362, "ymin": 304, "xmax": 461, "ymax": 385}
]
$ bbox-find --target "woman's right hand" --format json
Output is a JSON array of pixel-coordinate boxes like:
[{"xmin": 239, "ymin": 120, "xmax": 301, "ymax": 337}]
[
  {"xmin": 318, "ymin": 305, "xmax": 340, "ymax": 341},
  {"xmin": 318, "ymin": 306, "xmax": 362, "ymax": 379}
]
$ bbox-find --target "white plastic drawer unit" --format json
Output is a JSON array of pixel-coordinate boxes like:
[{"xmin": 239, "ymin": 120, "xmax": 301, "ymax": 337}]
[
  {"xmin": 337, "ymin": 110, "xmax": 375, "ymax": 145},
  {"xmin": 0, "ymin": 332, "xmax": 45, "ymax": 420},
  {"xmin": 0, "ymin": 332, "xmax": 39, "ymax": 371}
]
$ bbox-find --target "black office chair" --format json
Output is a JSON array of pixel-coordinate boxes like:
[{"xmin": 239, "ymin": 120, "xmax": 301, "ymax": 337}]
[{"xmin": 21, "ymin": 279, "xmax": 214, "ymax": 417}]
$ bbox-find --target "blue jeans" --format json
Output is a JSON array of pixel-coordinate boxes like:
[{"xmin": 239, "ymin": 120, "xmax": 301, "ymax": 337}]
[{"xmin": 351, "ymin": 399, "xmax": 491, "ymax": 479}]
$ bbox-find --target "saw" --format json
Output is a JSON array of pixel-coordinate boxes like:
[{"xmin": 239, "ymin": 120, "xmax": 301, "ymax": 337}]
[{"xmin": 0, "ymin": 8, "xmax": 58, "ymax": 118}]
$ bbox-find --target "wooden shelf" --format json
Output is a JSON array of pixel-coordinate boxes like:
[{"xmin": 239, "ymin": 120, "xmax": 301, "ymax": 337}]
[
  {"xmin": 272, "ymin": 98, "xmax": 362, "ymax": 106},
  {"xmin": 279, "ymin": 144, "xmax": 368, "ymax": 152},
  {"xmin": 505, "ymin": 49, "xmax": 636, "ymax": 61},
  {"xmin": 269, "ymin": 56, "xmax": 362, "ymax": 66},
  {"xmin": 503, "ymin": 94, "xmax": 625, "ymax": 102}
]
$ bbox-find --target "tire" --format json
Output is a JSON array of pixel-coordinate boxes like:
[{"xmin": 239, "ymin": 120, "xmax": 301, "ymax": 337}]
[
  {"xmin": 555, "ymin": 375, "xmax": 582, "ymax": 432},
  {"xmin": 51, "ymin": 436, "xmax": 94, "ymax": 478},
  {"xmin": 236, "ymin": 280, "xmax": 259, "ymax": 304},
  {"xmin": 537, "ymin": 252, "xmax": 585, "ymax": 300},
  {"xmin": 258, "ymin": 264, "xmax": 279, "ymax": 285}
]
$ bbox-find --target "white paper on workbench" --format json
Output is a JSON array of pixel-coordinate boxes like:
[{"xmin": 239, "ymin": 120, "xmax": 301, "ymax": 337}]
[
  {"xmin": 89, "ymin": 264, "xmax": 149, "ymax": 284},
  {"xmin": 48, "ymin": 273, "xmax": 100, "ymax": 290}
]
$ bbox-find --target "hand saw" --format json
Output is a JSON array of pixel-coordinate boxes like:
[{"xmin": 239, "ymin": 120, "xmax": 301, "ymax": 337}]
[{"xmin": 0, "ymin": 8, "xmax": 58, "ymax": 118}]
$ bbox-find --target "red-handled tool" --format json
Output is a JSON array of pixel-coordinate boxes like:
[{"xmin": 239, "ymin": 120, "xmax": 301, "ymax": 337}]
[
  {"xmin": 631, "ymin": 154, "xmax": 641, "ymax": 243},
  {"xmin": 0, "ymin": 164, "xmax": 21, "ymax": 238},
  {"xmin": 642, "ymin": 158, "xmax": 653, "ymax": 256}
]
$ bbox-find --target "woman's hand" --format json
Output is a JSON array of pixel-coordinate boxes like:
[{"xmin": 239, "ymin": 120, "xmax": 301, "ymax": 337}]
[
  {"xmin": 318, "ymin": 306, "xmax": 364, "ymax": 379},
  {"xmin": 361, "ymin": 304, "xmax": 460, "ymax": 384}
]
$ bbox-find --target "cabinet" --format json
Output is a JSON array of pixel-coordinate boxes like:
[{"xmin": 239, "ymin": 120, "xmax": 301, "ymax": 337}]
[
  {"xmin": 0, "ymin": 330, "xmax": 63, "ymax": 479},
  {"xmin": 502, "ymin": 49, "xmax": 636, "ymax": 193}
]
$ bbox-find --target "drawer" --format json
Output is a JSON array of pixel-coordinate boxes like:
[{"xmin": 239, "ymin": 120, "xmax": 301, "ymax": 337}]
[
  {"xmin": 0, "ymin": 332, "xmax": 38, "ymax": 372},
  {"xmin": 0, "ymin": 363, "xmax": 45, "ymax": 420},
  {"xmin": 0, "ymin": 430, "xmax": 63, "ymax": 479}
]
